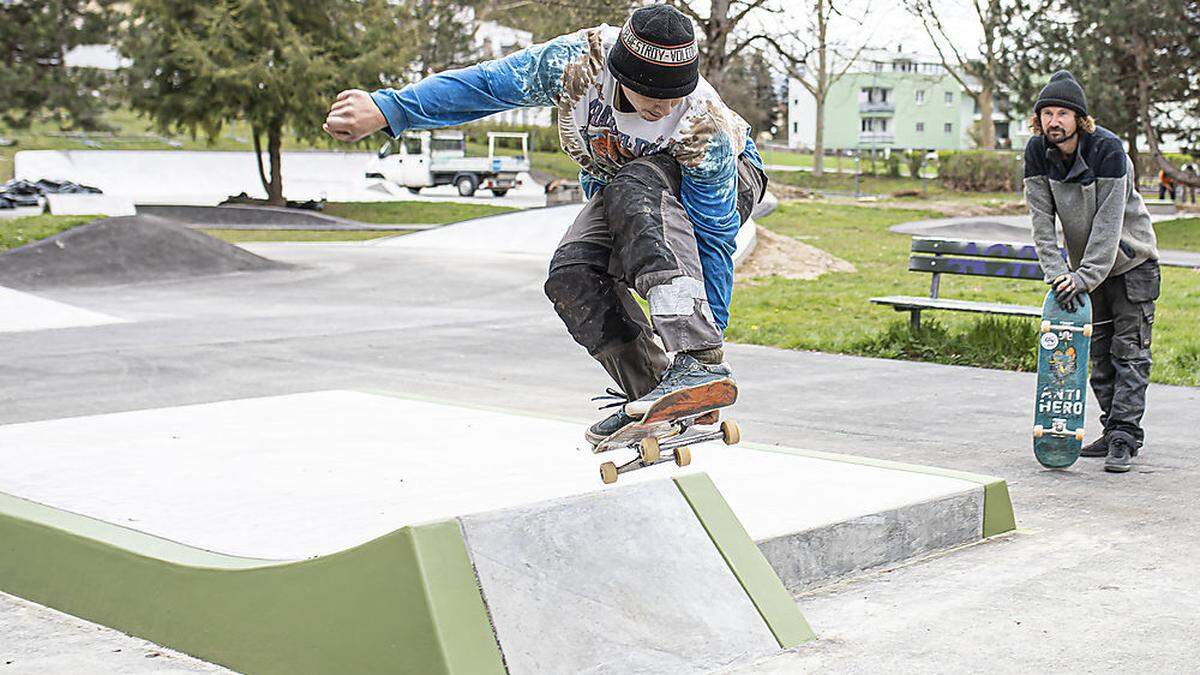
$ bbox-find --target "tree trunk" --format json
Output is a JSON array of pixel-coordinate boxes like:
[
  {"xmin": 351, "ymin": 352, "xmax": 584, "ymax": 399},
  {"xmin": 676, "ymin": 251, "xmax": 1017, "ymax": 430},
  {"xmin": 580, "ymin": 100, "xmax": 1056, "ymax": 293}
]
[
  {"xmin": 1126, "ymin": 123, "xmax": 1140, "ymax": 186},
  {"xmin": 252, "ymin": 126, "xmax": 271, "ymax": 196},
  {"xmin": 813, "ymin": 96, "xmax": 825, "ymax": 177},
  {"xmin": 977, "ymin": 88, "xmax": 996, "ymax": 150},
  {"xmin": 266, "ymin": 119, "xmax": 285, "ymax": 206}
]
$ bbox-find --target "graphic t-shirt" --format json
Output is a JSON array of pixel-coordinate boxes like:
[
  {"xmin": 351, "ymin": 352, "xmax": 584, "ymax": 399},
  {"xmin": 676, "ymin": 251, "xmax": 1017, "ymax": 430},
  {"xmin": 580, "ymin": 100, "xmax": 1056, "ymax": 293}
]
[{"xmin": 370, "ymin": 24, "xmax": 763, "ymax": 330}]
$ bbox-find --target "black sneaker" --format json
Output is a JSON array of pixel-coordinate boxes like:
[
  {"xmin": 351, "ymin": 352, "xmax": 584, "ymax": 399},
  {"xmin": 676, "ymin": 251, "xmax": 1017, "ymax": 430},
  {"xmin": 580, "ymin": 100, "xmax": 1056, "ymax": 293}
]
[
  {"xmin": 586, "ymin": 409, "xmax": 637, "ymax": 446},
  {"xmin": 624, "ymin": 353, "xmax": 736, "ymax": 421},
  {"xmin": 1080, "ymin": 435, "xmax": 1108, "ymax": 458},
  {"xmin": 1105, "ymin": 433, "xmax": 1137, "ymax": 473}
]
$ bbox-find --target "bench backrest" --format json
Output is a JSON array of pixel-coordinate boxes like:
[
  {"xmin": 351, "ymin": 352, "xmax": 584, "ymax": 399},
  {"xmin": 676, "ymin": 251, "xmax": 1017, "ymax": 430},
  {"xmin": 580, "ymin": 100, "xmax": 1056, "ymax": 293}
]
[{"xmin": 908, "ymin": 237, "xmax": 1067, "ymax": 297}]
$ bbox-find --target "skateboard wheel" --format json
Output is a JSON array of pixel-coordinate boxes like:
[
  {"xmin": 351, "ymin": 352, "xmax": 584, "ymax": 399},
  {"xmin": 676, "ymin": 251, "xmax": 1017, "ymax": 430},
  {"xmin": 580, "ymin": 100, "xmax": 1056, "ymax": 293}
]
[
  {"xmin": 1074, "ymin": 428, "xmax": 1085, "ymax": 442},
  {"xmin": 1040, "ymin": 320, "xmax": 1051, "ymax": 334},
  {"xmin": 673, "ymin": 446, "xmax": 692, "ymax": 467},
  {"xmin": 721, "ymin": 420, "xmax": 741, "ymax": 445},
  {"xmin": 1083, "ymin": 323, "xmax": 1093, "ymax": 337},
  {"xmin": 600, "ymin": 462, "xmax": 618, "ymax": 485},
  {"xmin": 639, "ymin": 436, "xmax": 661, "ymax": 464},
  {"xmin": 1033, "ymin": 425, "xmax": 1044, "ymax": 439}
]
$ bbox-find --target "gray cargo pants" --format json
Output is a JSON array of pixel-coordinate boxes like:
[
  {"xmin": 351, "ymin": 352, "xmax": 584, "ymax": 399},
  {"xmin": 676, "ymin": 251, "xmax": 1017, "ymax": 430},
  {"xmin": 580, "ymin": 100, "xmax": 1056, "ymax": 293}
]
[
  {"xmin": 543, "ymin": 153, "xmax": 765, "ymax": 400},
  {"xmin": 1090, "ymin": 259, "xmax": 1160, "ymax": 444}
]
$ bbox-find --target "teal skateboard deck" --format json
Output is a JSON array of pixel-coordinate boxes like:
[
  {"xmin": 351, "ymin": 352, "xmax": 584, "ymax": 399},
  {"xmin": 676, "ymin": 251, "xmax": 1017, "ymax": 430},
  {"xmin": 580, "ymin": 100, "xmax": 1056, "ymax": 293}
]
[{"xmin": 1033, "ymin": 289, "xmax": 1092, "ymax": 468}]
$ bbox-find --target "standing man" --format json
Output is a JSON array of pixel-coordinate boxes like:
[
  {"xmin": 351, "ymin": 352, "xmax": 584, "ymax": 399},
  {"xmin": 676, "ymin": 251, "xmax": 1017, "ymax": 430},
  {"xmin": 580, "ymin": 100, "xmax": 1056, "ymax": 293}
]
[
  {"xmin": 1024, "ymin": 71, "xmax": 1161, "ymax": 473},
  {"xmin": 322, "ymin": 5, "xmax": 766, "ymax": 444}
]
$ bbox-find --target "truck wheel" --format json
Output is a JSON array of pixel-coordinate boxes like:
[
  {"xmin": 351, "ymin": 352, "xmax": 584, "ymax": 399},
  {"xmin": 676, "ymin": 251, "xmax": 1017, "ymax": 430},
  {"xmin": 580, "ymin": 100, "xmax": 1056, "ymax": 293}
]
[
  {"xmin": 406, "ymin": 187, "xmax": 421, "ymax": 195},
  {"xmin": 490, "ymin": 189, "xmax": 509, "ymax": 197},
  {"xmin": 456, "ymin": 175, "xmax": 477, "ymax": 197}
]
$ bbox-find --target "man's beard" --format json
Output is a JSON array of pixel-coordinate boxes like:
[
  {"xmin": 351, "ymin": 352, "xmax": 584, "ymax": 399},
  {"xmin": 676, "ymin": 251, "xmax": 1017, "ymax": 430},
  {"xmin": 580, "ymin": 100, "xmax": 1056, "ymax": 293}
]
[{"xmin": 1046, "ymin": 126, "xmax": 1077, "ymax": 145}]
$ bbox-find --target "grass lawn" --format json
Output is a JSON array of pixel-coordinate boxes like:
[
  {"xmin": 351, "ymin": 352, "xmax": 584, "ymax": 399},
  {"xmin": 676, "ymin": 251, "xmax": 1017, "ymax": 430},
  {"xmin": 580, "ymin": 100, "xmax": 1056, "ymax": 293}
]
[
  {"xmin": 767, "ymin": 169, "xmax": 1018, "ymax": 205},
  {"xmin": 323, "ymin": 201, "xmax": 516, "ymax": 224},
  {"xmin": 0, "ymin": 214, "xmax": 97, "ymax": 252},
  {"xmin": 727, "ymin": 201, "xmax": 1200, "ymax": 386},
  {"xmin": 199, "ymin": 229, "xmax": 408, "ymax": 243},
  {"xmin": 1155, "ymin": 217, "xmax": 1200, "ymax": 251}
]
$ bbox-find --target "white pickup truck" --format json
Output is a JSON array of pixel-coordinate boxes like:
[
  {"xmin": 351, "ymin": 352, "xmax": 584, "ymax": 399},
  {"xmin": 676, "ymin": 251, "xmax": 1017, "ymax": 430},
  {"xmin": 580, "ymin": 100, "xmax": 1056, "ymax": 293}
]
[{"xmin": 366, "ymin": 131, "xmax": 531, "ymax": 197}]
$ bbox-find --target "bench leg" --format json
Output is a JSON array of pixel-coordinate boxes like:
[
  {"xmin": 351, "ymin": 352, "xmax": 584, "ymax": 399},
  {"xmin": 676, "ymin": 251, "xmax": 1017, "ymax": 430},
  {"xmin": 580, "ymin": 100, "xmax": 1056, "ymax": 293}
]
[{"xmin": 910, "ymin": 310, "xmax": 921, "ymax": 332}]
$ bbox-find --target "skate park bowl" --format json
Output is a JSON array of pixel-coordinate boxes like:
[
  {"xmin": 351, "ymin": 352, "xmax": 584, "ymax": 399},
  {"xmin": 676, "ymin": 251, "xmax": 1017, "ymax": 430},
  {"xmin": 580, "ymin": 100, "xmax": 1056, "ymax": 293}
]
[{"xmin": 0, "ymin": 390, "xmax": 1015, "ymax": 674}]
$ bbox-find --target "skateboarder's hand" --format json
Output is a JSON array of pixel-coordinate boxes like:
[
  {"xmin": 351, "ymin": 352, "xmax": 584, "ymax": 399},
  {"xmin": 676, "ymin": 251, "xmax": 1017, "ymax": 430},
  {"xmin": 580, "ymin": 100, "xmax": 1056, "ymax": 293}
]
[
  {"xmin": 323, "ymin": 90, "xmax": 388, "ymax": 143},
  {"xmin": 1050, "ymin": 272, "xmax": 1084, "ymax": 312}
]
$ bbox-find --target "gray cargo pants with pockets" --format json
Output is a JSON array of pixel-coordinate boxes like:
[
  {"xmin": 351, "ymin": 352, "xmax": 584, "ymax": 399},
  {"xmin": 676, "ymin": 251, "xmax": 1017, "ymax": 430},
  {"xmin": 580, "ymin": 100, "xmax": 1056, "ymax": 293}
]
[
  {"xmin": 543, "ymin": 153, "xmax": 764, "ymax": 400},
  {"xmin": 1090, "ymin": 259, "xmax": 1160, "ymax": 444}
]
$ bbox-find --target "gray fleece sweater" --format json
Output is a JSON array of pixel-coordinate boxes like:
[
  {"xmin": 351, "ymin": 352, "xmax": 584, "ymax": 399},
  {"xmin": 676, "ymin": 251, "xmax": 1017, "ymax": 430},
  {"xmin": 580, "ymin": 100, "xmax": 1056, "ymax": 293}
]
[{"xmin": 1023, "ymin": 125, "xmax": 1158, "ymax": 290}]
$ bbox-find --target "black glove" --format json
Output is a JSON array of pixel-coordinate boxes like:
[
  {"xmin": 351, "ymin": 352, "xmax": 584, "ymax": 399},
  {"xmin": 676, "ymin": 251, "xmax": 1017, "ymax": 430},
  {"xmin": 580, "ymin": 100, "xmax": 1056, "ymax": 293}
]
[{"xmin": 1050, "ymin": 272, "xmax": 1085, "ymax": 312}]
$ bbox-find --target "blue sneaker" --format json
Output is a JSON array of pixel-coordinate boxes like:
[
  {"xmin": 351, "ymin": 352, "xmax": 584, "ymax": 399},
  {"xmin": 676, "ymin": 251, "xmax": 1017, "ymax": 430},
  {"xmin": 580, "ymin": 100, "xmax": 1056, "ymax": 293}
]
[{"xmin": 624, "ymin": 353, "xmax": 736, "ymax": 422}]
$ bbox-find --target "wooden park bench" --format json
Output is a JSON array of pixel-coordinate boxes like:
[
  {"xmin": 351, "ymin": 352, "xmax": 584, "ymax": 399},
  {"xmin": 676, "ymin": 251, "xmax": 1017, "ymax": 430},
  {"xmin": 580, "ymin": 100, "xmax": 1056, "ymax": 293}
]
[{"xmin": 870, "ymin": 237, "xmax": 1053, "ymax": 330}]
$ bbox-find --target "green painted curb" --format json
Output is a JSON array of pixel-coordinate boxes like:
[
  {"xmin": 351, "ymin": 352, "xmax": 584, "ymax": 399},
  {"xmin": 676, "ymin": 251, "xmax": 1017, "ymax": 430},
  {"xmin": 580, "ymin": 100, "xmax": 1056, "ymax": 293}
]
[
  {"xmin": 742, "ymin": 441, "xmax": 1017, "ymax": 539},
  {"xmin": 0, "ymin": 492, "xmax": 504, "ymax": 675},
  {"xmin": 674, "ymin": 473, "xmax": 815, "ymax": 648}
]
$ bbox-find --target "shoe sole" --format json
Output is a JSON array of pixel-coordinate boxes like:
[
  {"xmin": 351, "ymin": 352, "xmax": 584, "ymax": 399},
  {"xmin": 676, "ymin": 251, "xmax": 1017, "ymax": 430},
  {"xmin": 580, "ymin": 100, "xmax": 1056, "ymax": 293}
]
[
  {"xmin": 1104, "ymin": 463, "xmax": 1132, "ymax": 473},
  {"xmin": 641, "ymin": 378, "xmax": 737, "ymax": 425}
]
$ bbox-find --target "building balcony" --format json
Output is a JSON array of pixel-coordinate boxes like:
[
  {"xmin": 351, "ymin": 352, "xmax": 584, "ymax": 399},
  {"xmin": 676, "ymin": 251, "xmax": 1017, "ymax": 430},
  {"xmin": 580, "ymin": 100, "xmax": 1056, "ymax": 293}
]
[
  {"xmin": 859, "ymin": 101, "xmax": 896, "ymax": 115},
  {"xmin": 858, "ymin": 131, "xmax": 895, "ymax": 145}
]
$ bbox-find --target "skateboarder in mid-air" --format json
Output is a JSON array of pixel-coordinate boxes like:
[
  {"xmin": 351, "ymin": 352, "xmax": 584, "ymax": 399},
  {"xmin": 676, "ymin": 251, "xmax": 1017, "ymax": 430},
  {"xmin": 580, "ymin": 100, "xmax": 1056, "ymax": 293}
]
[
  {"xmin": 1023, "ymin": 71, "xmax": 1160, "ymax": 473},
  {"xmin": 323, "ymin": 4, "xmax": 767, "ymax": 444}
]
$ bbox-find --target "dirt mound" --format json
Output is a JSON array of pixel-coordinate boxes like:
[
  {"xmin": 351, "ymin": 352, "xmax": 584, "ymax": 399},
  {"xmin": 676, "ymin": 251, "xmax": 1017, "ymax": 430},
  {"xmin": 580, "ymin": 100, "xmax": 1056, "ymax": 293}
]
[
  {"xmin": 736, "ymin": 226, "xmax": 856, "ymax": 282},
  {"xmin": 0, "ymin": 215, "xmax": 287, "ymax": 289}
]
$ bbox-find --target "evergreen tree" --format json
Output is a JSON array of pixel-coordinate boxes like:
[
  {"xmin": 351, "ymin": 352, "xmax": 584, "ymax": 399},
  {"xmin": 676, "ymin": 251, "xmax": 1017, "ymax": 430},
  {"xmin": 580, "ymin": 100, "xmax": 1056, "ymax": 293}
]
[
  {"xmin": 122, "ymin": 0, "xmax": 417, "ymax": 205},
  {"xmin": 0, "ymin": 0, "xmax": 121, "ymax": 130}
]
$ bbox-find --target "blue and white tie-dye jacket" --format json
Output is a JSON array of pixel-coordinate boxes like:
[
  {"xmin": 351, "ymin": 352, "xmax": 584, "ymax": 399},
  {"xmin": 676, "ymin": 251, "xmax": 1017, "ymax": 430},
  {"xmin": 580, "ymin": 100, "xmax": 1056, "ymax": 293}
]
[{"xmin": 369, "ymin": 24, "xmax": 763, "ymax": 331}]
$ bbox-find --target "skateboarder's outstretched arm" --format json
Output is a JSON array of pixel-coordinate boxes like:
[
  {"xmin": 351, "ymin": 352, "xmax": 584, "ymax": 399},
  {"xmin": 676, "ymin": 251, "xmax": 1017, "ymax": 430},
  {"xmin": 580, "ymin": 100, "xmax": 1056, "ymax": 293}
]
[{"xmin": 324, "ymin": 30, "xmax": 590, "ymax": 142}]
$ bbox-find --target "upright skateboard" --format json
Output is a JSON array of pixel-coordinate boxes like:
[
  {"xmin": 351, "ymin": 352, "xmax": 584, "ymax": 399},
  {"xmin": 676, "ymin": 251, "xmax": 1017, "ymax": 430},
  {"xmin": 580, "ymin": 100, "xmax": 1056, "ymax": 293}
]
[
  {"xmin": 1033, "ymin": 289, "xmax": 1092, "ymax": 468},
  {"xmin": 592, "ymin": 381, "xmax": 740, "ymax": 484}
]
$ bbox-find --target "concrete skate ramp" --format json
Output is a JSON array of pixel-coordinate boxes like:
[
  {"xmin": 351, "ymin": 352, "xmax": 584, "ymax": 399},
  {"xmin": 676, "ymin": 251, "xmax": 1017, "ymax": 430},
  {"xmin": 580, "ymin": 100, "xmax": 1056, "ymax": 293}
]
[
  {"xmin": 0, "ymin": 285, "xmax": 126, "ymax": 333},
  {"xmin": 0, "ymin": 391, "xmax": 1016, "ymax": 673},
  {"xmin": 0, "ymin": 215, "xmax": 286, "ymax": 289},
  {"xmin": 377, "ymin": 202, "xmax": 760, "ymax": 264},
  {"xmin": 136, "ymin": 204, "xmax": 419, "ymax": 231}
]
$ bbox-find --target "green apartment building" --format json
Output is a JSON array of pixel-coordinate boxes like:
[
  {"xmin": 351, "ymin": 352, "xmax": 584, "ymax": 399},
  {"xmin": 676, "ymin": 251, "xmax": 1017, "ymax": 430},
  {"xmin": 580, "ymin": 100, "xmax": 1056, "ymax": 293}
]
[{"xmin": 787, "ymin": 50, "xmax": 1017, "ymax": 153}]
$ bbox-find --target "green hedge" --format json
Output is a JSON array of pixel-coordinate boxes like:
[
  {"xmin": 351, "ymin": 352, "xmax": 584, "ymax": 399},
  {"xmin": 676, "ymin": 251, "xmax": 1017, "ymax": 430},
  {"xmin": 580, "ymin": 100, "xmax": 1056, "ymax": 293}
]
[
  {"xmin": 937, "ymin": 150, "xmax": 1019, "ymax": 192},
  {"xmin": 1135, "ymin": 152, "xmax": 1197, "ymax": 180}
]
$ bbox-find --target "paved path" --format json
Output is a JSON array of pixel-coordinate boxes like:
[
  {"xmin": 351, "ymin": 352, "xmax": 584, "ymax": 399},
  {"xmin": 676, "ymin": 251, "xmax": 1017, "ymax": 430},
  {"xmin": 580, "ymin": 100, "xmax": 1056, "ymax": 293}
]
[{"xmin": 1, "ymin": 240, "xmax": 1197, "ymax": 671}]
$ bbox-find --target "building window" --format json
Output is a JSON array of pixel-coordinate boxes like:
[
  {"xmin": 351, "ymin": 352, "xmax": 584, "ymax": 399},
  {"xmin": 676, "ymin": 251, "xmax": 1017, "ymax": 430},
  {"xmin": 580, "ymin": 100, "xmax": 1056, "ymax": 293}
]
[
  {"xmin": 915, "ymin": 90, "xmax": 925, "ymax": 105},
  {"xmin": 944, "ymin": 91, "xmax": 954, "ymax": 105},
  {"xmin": 792, "ymin": 121, "xmax": 798, "ymax": 134},
  {"xmin": 916, "ymin": 122, "xmax": 925, "ymax": 133},
  {"xmin": 944, "ymin": 122, "xmax": 953, "ymax": 133}
]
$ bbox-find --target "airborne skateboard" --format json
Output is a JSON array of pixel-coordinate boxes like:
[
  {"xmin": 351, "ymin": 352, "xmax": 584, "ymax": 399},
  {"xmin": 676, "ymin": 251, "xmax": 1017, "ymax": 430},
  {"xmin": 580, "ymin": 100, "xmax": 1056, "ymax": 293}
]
[
  {"xmin": 592, "ymin": 381, "xmax": 740, "ymax": 484},
  {"xmin": 1033, "ymin": 289, "xmax": 1092, "ymax": 468}
]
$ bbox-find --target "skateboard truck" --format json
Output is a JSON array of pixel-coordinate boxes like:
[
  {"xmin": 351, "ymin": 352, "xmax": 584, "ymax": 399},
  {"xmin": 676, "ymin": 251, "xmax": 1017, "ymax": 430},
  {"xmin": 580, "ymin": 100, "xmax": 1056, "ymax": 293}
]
[
  {"xmin": 1033, "ymin": 418, "xmax": 1085, "ymax": 442},
  {"xmin": 599, "ymin": 420, "xmax": 740, "ymax": 485},
  {"xmin": 1040, "ymin": 320, "xmax": 1093, "ymax": 337}
]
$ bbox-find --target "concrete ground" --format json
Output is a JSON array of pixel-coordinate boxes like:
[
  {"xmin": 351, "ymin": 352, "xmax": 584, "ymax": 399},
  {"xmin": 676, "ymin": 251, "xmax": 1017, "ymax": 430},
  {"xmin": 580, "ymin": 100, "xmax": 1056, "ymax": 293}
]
[{"xmin": 1, "ymin": 231, "xmax": 1198, "ymax": 672}]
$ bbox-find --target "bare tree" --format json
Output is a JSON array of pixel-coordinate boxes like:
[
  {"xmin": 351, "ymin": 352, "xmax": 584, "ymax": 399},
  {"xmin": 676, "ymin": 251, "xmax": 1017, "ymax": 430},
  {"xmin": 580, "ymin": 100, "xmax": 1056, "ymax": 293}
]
[
  {"xmin": 757, "ymin": 0, "xmax": 871, "ymax": 177},
  {"xmin": 668, "ymin": 0, "xmax": 780, "ymax": 89},
  {"xmin": 1132, "ymin": 30, "xmax": 1200, "ymax": 188},
  {"xmin": 905, "ymin": 0, "xmax": 1036, "ymax": 150}
]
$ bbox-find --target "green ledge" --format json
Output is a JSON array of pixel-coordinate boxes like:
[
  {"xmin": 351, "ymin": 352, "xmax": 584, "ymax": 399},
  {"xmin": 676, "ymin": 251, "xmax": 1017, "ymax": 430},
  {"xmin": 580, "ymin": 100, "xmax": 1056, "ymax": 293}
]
[
  {"xmin": 674, "ymin": 473, "xmax": 816, "ymax": 648},
  {"xmin": 0, "ymin": 491, "xmax": 504, "ymax": 675}
]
